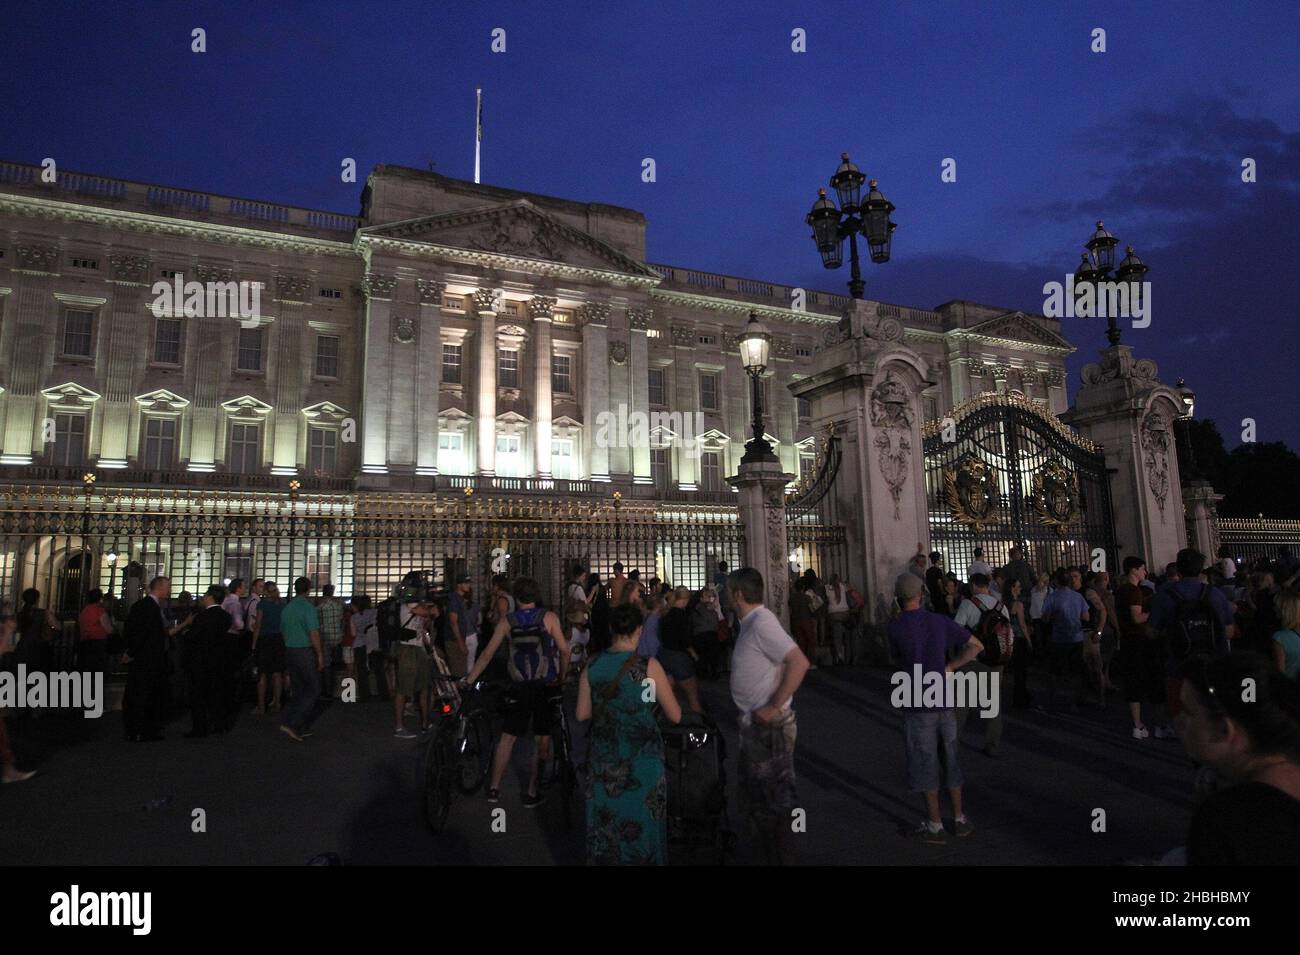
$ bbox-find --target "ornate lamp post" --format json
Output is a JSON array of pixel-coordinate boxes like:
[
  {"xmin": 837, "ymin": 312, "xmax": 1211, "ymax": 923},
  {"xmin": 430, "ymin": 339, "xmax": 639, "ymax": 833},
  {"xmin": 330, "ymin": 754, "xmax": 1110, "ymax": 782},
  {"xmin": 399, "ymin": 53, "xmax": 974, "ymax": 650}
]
[
  {"xmin": 1175, "ymin": 377, "xmax": 1200, "ymax": 482},
  {"xmin": 288, "ymin": 479, "xmax": 301, "ymax": 582},
  {"xmin": 805, "ymin": 153, "xmax": 896, "ymax": 299},
  {"xmin": 612, "ymin": 490, "xmax": 622, "ymax": 546},
  {"xmin": 738, "ymin": 312, "xmax": 778, "ymax": 465},
  {"xmin": 81, "ymin": 471, "xmax": 96, "ymax": 613},
  {"xmin": 1073, "ymin": 221, "xmax": 1149, "ymax": 346}
]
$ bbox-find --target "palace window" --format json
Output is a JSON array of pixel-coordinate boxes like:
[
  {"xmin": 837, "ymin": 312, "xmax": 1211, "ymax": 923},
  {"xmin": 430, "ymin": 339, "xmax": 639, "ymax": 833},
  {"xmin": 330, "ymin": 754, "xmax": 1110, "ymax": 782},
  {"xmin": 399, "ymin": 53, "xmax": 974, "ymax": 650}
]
[
  {"xmin": 498, "ymin": 348, "xmax": 519, "ymax": 389},
  {"xmin": 237, "ymin": 327, "xmax": 263, "ymax": 372},
  {"xmin": 305, "ymin": 547, "xmax": 332, "ymax": 589},
  {"xmin": 153, "ymin": 318, "xmax": 182, "ymax": 365},
  {"xmin": 441, "ymin": 294, "xmax": 465, "ymax": 311},
  {"xmin": 62, "ymin": 309, "xmax": 94, "ymax": 358},
  {"xmin": 799, "ymin": 453, "xmax": 816, "ymax": 484},
  {"xmin": 551, "ymin": 438, "xmax": 575, "ymax": 479},
  {"xmin": 318, "ymin": 287, "xmax": 343, "ymax": 299},
  {"xmin": 308, "ymin": 427, "xmax": 338, "ymax": 476},
  {"xmin": 700, "ymin": 451, "xmax": 722, "ymax": 491},
  {"xmin": 697, "ymin": 334, "xmax": 715, "ymax": 345},
  {"xmin": 437, "ymin": 431, "xmax": 466, "ymax": 475},
  {"xmin": 223, "ymin": 542, "xmax": 254, "ymax": 585},
  {"xmin": 699, "ymin": 372, "xmax": 719, "ymax": 412},
  {"xmin": 70, "ymin": 256, "xmax": 98, "ymax": 271},
  {"xmin": 798, "ymin": 395, "xmax": 812, "ymax": 419},
  {"xmin": 496, "ymin": 434, "xmax": 523, "ymax": 476},
  {"xmin": 142, "ymin": 418, "xmax": 177, "ymax": 470},
  {"xmin": 314, "ymin": 335, "xmax": 340, "ymax": 378},
  {"xmin": 51, "ymin": 413, "xmax": 86, "ymax": 467},
  {"xmin": 648, "ymin": 368, "xmax": 666, "ymax": 406},
  {"xmin": 796, "ymin": 345, "xmax": 813, "ymax": 358},
  {"xmin": 442, "ymin": 343, "xmax": 463, "ymax": 384},
  {"xmin": 229, "ymin": 423, "xmax": 260, "ymax": 474},
  {"xmin": 551, "ymin": 354, "xmax": 573, "ymax": 394},
  {"xmin": 651, "ymin": 447, "xmax": 671, "ymax": 492}
]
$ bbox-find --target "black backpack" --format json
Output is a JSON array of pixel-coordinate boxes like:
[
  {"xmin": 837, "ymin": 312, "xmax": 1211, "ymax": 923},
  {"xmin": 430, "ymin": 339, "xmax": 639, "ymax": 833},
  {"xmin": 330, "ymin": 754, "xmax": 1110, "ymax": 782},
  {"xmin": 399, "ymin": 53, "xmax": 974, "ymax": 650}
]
[
  {"xmin": 376, "ymin": 597, "xmax": 404, "ymax": 649},
  {"xmin": 1168, "ymin": 583, "xmax": 1218, "ymax": 661},
  {"xmin": 973, "ymin": 599, "xmax": 1014, "ymax": 666}
]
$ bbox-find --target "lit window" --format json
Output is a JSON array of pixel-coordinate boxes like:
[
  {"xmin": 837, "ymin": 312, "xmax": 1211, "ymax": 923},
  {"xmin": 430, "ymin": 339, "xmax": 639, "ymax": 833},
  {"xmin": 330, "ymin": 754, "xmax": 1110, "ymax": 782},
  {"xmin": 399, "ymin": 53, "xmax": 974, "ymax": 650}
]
[
  {"xmin": 699, "ymin": 372, "xmax": 719, "ymax": 412},
  {"xmin": 651, "ymin": 447, "xmax": 670, "ymax": 491},
  {"xmin": 700, "ymin": 451, "xmax": 721, "ymax": 491},
  {"xmin": 496, "ymin": 434, "xmax": 523, "ymax": 477},
  {"xmin": 648, "ymin": 368, "xmax": 666, "ymax": 406},
  {"xmin": 52, "ymin": 413, "xmax": 86, "ymax": 467},
  {"xmin": 551, "ymin": 438, "xmax": 575, "ymax": 479},
  {"xmin": 437, "ymin": 431, "xmax": 466, "ymax": 475}
]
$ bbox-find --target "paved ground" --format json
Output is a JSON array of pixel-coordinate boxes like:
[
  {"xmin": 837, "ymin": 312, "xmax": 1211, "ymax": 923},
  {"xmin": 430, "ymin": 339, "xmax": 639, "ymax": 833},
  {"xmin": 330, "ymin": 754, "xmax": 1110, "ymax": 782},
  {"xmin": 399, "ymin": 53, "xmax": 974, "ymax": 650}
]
[{"xmin": 1, "ymin": 663, "xmax": 1198, "ymax": 865}]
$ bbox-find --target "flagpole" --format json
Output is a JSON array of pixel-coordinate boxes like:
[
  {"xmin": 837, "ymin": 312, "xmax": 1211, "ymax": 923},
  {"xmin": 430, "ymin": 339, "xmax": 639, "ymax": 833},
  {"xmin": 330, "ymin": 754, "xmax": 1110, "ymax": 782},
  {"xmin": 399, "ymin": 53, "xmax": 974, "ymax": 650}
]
[{"xmin": 474, "ymin": 87, "xmax": 482, "ymax": 184}]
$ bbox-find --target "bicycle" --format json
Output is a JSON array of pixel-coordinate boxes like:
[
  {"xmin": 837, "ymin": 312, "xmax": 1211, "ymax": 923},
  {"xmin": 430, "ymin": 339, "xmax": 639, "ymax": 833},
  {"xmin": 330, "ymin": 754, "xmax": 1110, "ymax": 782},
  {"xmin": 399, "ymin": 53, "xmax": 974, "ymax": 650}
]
[
  {"xmin": 542, "ymin": 681, "xmax": 579, "ymax": 831},
  {"xmin": 423, "ymin": 673, "xmax": 495, "ymax": 834}
]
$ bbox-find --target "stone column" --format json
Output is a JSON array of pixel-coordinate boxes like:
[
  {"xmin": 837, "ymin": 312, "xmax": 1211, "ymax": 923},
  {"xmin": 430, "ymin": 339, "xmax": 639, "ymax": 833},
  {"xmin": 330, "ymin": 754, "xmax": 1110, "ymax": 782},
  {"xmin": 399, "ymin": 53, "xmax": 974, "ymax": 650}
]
[
  {"xmin": 473, "ymin": 288, "xmax": 499, "ymax": 476},
  {"xmin": 360, "ymin": 271, "xmax": 398, "ymax": 476},
  {"xmin": 628, "ymin": 307, "xmax": 652, "ymax": 484},
  {"xmin": 579, "ymin": 302, "xmax": 611, "ymax": 481},
  {"xmin": 1063, "ymin": 344, "xmax": 1188, "ymax": 572},
  {"xmin": 789, "ymin": 300, "xmax": 934, "ymax": 630},
  {"xmin": 729, "ymin": 457, "xmax": 795, "ymax": 632},
  {"xmin": 272, "ymin": 273, "xmax": 311, "ymax": 474},
  {"xmin": 415, "ymin": 278, "xmax": 445, "ymax": 475},
  {"xmin": 1184, "ymin": 482, "xmax": 1221, "ymax": 561},
  {"xmin": 529, "ymin": 295, "xmax": 556, "ymax": 478},
  {"xmin": 671, "ymin": 324, "xmax": 698, "ymax": 488}
]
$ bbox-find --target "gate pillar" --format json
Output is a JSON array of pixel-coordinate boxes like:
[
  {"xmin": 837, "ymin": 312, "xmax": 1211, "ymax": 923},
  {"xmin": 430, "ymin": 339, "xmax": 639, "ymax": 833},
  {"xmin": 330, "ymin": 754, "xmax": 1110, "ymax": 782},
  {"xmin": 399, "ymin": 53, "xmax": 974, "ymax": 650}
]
[
  {"xmin": 1063, "ymin": 344, "xmax": 1188, "ymax": 573},
  {"xmin": 730, "ymin": 457, "xmax": 794, "ymax": 632},
  {"xmin": 790, "ymin": 300, "xmax": 934, "ymax": 630}
]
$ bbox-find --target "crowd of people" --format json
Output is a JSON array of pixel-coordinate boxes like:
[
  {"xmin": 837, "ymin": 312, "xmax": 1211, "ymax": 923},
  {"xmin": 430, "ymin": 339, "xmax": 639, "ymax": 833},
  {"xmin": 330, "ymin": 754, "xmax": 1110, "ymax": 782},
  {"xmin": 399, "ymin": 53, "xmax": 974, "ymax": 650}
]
[
  {"xmin": 4, "ymin": 540, "xmax": 1298, "ymax": 867},
  {"xmin": 890, "ymin": 542, "xmax": 1300, "ymax": 861}
]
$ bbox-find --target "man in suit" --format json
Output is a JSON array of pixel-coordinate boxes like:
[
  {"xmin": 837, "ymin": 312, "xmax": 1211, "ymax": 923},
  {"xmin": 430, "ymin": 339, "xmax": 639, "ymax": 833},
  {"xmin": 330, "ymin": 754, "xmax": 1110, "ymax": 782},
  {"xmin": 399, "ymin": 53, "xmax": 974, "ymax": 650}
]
[
  {"xmin": 122, "ymin": 576, "xmax": 177, "ymax": 741},
  {"xmin": 182, "ymin": 585, "xmax": 232, "ymax": 738}
]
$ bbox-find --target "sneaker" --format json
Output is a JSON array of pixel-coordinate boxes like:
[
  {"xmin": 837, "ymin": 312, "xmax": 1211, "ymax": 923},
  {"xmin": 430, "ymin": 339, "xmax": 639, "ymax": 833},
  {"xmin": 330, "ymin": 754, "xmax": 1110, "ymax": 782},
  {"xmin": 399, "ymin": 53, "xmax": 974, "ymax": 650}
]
[
  {"xmin": 522, "ymin": 790, "xmax": 546, "ymax": 809},
  {"xmin": 394, "ymin": 728, "xmax": 418, "ymax": 739},
  {"xmin": 1154, "ymin": 724, "xmax": 1178, "ymax": 740},
  {"xmin": 486, "ymin": 788, "xmax": 500, "ymax": 803},
  {"xmin": 2, "ymin": 767, "xmax": 36, "ymax": 784},
  {"xmin": 908, "ymin": 822, "xmax": 948, "ymax": 845},
  {"xmin": 279, "ymin": 725, "xmax": 304, "ymax": 742},
  {"xmin": 954, "ymin": 817, "xmax": 975, "ymax": 838},
  {"xmin": 1131, "ymin": 725, "xmax": 1150, "ymax": 740}
]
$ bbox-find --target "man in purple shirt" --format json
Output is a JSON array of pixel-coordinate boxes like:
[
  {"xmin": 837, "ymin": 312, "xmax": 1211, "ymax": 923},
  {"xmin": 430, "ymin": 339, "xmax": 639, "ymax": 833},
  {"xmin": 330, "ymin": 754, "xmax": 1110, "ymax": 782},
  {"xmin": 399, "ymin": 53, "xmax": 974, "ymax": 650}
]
[{"xmin": 889, "ymin": 573, "xmax": 983, "ymax": 844}]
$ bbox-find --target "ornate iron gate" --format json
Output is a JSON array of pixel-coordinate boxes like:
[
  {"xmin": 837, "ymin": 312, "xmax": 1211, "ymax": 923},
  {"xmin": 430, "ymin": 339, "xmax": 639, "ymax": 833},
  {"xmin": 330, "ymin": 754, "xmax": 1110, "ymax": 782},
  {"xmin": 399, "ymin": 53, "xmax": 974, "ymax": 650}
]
[
  {"xmin": 922, "ymin": 392, "xmax": 1116, "ymax": 576},
  {"xmin": 786, "ymin": 431, "xmax": 849, "ymax": 585}
]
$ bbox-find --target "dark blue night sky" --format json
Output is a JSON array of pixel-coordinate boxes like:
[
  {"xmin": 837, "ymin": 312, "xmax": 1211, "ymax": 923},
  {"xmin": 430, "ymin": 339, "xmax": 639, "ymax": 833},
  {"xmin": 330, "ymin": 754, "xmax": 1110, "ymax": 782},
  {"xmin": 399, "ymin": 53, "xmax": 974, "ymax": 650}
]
[{"xmin": 3, "ymin": 0, "xmax": 1297, "ymax": 448}]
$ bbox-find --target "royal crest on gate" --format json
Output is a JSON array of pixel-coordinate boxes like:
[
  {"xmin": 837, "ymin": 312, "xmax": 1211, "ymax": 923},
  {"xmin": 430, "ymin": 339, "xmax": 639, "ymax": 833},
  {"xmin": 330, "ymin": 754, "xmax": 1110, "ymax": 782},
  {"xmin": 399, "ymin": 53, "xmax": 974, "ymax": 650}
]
[
  {"xmin": 943, "ymin": 453, "xmax": 999, "ymax": 532},
  {"xmin": 1030, "ymin": 459, "xmax": 1080, "ymax": 536}
]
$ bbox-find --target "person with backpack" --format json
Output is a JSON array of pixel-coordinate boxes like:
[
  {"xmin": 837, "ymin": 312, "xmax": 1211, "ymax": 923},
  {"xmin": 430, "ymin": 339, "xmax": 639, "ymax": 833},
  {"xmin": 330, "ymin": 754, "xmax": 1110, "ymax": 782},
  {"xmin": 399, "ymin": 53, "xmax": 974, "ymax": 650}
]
[
  {"xmin": 576, "ymin": 602, "xmax": 681, "ymax": 864},
  {"xmin": 1149, "ymin": 548, "xmax": 1237, "ymax": 723},
  {"xmin": 391, "ymin": 588, "xmax": 438, "ymax": 739},
  {"xmin": 952, "ymin": 573, "xmax": 1011, "ymax": 756},
  {"xmin": 463, "ymin": 577, "xmax": 570, "ymax": 807}
]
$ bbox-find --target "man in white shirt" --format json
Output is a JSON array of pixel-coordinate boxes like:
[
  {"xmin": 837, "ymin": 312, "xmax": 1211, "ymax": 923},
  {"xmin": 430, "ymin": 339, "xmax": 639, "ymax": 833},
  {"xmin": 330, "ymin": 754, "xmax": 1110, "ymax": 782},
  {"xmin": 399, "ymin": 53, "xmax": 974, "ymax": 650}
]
[
  {"xmin": 952, "ymin": 573, "xmax": 1009, "ymax": 756},
  {"xmin": 727, "ymin": 567, "xmax": 811, "ymax": 865},
  {"xmin": 966, "ymin": 547, "xmax": 994, "ymax": 583}
]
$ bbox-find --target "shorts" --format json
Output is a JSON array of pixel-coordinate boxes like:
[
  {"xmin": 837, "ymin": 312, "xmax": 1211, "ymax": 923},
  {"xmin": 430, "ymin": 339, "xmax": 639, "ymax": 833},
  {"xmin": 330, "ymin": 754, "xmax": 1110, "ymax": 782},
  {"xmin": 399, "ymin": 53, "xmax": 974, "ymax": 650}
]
[
  {"xmin": 902, "ymin": 709, "xmax": 962, "ymax": 793},
  {"xmin": 396, "ymin": 644, "xmax": 431, "ymax": 698},
  {"xmin": 1120, "ymin": 638, "xmax": 1167, "ymax": 704},
  {"xmin": 737, "ymin": 708, "xmax": 799, "ymax": 826},
  {"xmin": 501, "ymin": 680, "xmax": 556, "ymax": 738},
  {"xmin": 255, "ymin": 633, "xmax": 286, "ymax": 674},
  {"xmin": 658, "ymin": 647, "xmax": 696, "ymax": 682}
]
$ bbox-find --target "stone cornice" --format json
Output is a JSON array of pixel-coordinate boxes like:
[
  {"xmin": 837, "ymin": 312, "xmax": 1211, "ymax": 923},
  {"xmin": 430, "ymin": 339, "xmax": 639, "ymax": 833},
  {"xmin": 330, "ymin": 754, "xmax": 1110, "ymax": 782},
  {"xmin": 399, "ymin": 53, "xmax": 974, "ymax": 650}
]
[
  {"xmin": 360, "ymin": 234, "xmax": 660, "ymax": 289},
  {"xmin": 649, "ymin": 287, "xmax": 838, "ymax": 324},
  {"xmin": 0, "ymin": 193, "xmax": 355, "ymax": 257},
  {"xmin": 946, "ymin": 328, "xmax": 1074, "ymax": 356}
]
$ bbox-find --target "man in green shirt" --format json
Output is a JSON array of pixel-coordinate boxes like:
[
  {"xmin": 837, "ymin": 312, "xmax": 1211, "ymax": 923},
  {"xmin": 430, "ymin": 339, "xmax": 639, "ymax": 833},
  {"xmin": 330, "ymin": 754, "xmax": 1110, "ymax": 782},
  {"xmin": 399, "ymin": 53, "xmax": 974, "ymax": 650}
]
[{"xmin": 279, "ymin": 577, "xmax": 323, "ymax": 742}]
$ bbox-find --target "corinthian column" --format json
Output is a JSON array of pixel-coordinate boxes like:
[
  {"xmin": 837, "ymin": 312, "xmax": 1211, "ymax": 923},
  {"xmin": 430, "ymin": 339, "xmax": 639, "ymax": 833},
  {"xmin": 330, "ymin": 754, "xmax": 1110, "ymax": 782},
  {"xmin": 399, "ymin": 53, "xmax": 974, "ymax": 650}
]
[
  {"xmin": 415, "ymin": 278, "xmax": 446, "ymax": 475},
  {"xmin": 529, "ymin": 295, "xmax": 556, "ymax": 478},
  {"xmin": 579, "ymin": 302, "xmax": 611, "ymax": 481},
  {"xmin": 473, "ymin": 288, "xmax": 499, "ymax": 475}
]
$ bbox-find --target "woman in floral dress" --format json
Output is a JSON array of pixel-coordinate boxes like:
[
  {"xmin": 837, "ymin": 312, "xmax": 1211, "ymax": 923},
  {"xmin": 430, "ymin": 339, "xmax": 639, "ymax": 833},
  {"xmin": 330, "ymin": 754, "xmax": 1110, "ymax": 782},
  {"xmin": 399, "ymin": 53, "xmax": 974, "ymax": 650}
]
[{"xmin": 576, "ymin": 603, "xmax": 682, "ymax": 864}]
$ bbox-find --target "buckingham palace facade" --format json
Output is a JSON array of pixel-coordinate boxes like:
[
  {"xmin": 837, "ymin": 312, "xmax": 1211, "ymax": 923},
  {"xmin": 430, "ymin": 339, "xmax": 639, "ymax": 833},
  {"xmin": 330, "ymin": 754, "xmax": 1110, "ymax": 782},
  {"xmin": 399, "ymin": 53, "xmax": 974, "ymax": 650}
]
[{"xmin": 0, "ymin": 161, "xmax": 1073, "ymax": 495}]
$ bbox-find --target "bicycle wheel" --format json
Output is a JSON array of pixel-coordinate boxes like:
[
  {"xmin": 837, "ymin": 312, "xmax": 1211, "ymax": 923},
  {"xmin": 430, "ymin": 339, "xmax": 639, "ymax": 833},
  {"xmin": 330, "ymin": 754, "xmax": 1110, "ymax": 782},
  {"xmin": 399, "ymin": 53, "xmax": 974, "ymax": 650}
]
[
  {"xmin": 423, "ymin": 725, "xmax": 453, "ymax": 833},
  {"xmin": 456, "ymin": 712, "xmax": 490, "ymax": 795}
]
